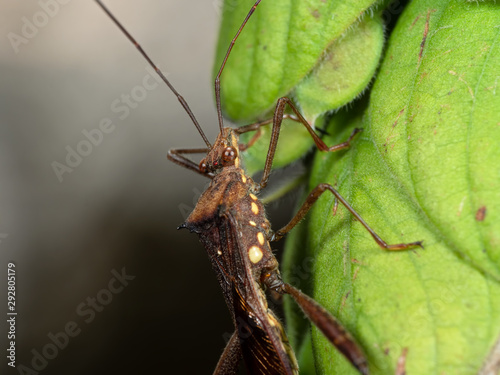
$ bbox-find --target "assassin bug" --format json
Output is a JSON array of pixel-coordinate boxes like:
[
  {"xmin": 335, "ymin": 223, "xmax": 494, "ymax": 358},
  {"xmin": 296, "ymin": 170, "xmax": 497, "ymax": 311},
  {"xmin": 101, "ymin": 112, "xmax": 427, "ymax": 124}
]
[{"xmin": 95, "ymin": 0, "xmax": 422, "ymax": 373}]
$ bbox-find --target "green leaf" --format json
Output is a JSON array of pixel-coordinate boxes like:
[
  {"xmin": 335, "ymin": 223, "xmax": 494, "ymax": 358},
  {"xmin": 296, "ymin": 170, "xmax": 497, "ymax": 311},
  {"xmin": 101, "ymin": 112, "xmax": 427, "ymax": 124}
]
[
  {"xmin": 215, "ymin": 0, "xmax": 385, "ymax": 174},
  {"xmin": 294, "ymin": 14, "xmax": 384, "ymax": 121},
  {"xmin": 215, "ymin": 0, "xmax": 381, "ymax": 121},
  {"xmin": 284, "ymin": 1, "xmax": 500, "ymax": 374}
]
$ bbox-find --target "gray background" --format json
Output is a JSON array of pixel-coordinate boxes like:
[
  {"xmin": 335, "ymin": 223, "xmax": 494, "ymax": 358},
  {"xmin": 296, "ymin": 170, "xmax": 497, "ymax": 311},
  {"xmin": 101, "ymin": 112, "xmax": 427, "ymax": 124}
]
[{"xmin": 0, "ymin": 1, "xmax": 249, "ymax": 373}]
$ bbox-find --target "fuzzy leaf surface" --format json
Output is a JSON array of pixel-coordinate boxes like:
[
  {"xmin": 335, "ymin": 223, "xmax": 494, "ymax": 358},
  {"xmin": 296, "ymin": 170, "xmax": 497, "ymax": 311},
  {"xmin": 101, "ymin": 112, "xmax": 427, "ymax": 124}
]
[
  {"xmin": 283, "ymin": 1, "xmax": 500, "ymax": 374},
  {"xmin": 215, "ymin": 0, "xmax": 385, "ymax": 174}
]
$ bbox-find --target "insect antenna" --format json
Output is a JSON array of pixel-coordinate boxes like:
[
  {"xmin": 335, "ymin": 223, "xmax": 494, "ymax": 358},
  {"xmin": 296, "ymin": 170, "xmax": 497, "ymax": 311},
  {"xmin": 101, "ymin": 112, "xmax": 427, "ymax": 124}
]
[
  {"xmin": 214, "ymin": 0, "xmax": 262, "ymax": 133},
  {"xmin": 94, "ymin": 0, "xmax": 211, "ymax": 148}
]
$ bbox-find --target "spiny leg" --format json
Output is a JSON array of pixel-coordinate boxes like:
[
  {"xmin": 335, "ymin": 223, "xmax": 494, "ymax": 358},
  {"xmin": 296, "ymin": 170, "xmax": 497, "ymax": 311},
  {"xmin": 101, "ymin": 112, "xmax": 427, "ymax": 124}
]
[
  {"xmin": 238, "ymin": 128, "xmax": 261, "ymax": 152},
  {"xmin": 283, "ymin": 283, "xmax": 369, "ymax": 375},
  {"xmin": 271, "ymin": 183, "xmax": 423, "ymax": 251},
  {"xmin": 236, "ymin": 114, "xmax": 298, "ymax": 151},
  {"xmin": 254, "ymin": 97, "xmax": 361, "ymax": 191},
  {"xmin": 262, "ymin": 270, "xmax": 369, "ymax": 375}
]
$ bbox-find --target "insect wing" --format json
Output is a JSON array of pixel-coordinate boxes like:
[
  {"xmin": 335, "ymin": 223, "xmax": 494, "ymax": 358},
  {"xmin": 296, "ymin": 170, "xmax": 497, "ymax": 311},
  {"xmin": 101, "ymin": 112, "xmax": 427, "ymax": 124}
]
[
  {"xmin": 232, "ymin": 285, "xmax": 296, "ymax": 375},
  {"xmin": 225, "ymin": 213, "xmax": 298, "ymax": 375}
]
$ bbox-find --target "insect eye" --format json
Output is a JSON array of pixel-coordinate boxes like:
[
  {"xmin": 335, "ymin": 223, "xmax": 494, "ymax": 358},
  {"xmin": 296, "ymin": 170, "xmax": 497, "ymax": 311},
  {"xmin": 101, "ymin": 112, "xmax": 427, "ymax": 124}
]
[
  {"xmin": 222, "ymin": 146, "xmax": 237, "ymax": 164},
  {"xmin": 199, "ymin": 161, "xmax": 207, "ymax": 173}
]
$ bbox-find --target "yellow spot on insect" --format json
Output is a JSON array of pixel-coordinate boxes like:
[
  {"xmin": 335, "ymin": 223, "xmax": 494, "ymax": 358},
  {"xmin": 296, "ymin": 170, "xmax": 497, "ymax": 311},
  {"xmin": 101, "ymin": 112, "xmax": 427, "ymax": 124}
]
[
  {"xmin": 217, "ymin": 250, "xmax": 222, "ymax": 256},
  {"xmin": 241, "ymin": 175, "xmax": 247, "ymax": 183},
  {"xmin": 249, "ymin": 220, "xmax": 257, "ymax": 226},
  {"xmin": 251, "ymin": 202, "xmax": 259, "ymax": 215},
  {"xmin": 250, "ymin": 193, "xmax": 258, "ymax": 201},
  {"xmin": 257, "ymin": 232, "xmax": 265, "ymax": 245},
  {"xmin": 248, "ymin": 246, "xmax": 263, "ymax": 264}
]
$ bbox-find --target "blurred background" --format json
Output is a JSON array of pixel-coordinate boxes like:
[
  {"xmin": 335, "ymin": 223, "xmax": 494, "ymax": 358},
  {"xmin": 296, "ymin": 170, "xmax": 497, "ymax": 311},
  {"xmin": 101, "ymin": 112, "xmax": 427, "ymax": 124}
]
[{"xmin": 0, "ymin": 1, "xmax": 295, "ymax": 373}]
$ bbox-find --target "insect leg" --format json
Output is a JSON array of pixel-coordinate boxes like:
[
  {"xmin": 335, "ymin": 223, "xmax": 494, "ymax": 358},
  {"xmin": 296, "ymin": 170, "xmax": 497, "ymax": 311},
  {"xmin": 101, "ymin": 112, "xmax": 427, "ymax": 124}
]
[
  {"xmin": 238, "ymin": 128, "xmax": 262, "ymax": 152},
  {"xmin": 271, "ymin": 183, "xmax": 423, "ymax": 251},
  {"xmin": 167, "ymin": 148, "xmax": 213, "ymax": 178},
  {"xmin": 256, "ymin": 97, "xmax": 361, "ymax": 190},
  {"xmin": 213, "ymin": 331, "xmax": 242, "ymax": 375},
  {"xmin": 282, "ymin": 283, "xmax": 370, "ymax": 375},
  {"xmin": 262, "ymin": 270, "xmax": 369, "ymax": 375},
  {"xmin": 235, "ymin": 114, "xmax": 299, "ymax": 151}
]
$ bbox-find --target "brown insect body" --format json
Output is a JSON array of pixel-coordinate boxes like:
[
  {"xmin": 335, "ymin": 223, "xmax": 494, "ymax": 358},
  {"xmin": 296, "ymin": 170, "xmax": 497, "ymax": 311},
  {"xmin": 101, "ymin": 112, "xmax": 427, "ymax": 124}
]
[
  {"xmin": 95, "ymin": 1, "xmax": 423, "ymax": 373},
  {"xmin": 179, "ymin": 128, "xmax": 373, "ymax": 374},
  {"xmin": 181, "ymin": 129, "xmax": 299, "ymax": 374}
]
